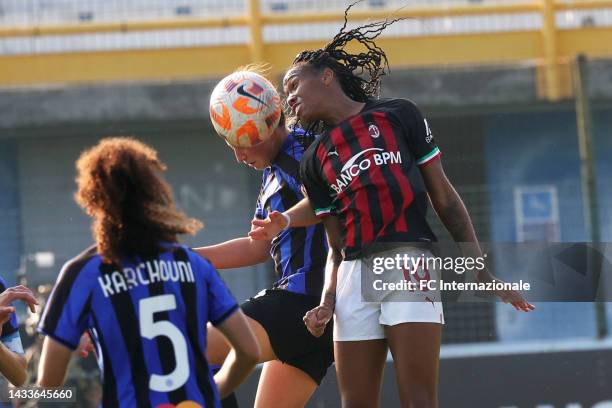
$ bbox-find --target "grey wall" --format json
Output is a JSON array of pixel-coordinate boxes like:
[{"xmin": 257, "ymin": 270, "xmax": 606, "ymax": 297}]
[
  {"xmin": 0, "ymin": 140, "xmax": 22, "ymax": 281},
  {"xmin": 7, "ymin": 121, "xmax": 268, "ymax": 302}
]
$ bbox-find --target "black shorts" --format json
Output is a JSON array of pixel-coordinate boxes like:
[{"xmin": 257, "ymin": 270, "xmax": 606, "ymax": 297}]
[{"xmin": 241, "ymin": 289, "xmax": 334, "ymax": 384}]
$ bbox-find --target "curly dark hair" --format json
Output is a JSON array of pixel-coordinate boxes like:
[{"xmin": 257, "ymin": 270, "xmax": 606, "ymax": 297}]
[
  {"xmin": 289, "ymin": 1, "xmax": 403, "ymax": 143},
  {"xmin": 75, "ymin": 137, "xmax": 202, "ymax": 264}
]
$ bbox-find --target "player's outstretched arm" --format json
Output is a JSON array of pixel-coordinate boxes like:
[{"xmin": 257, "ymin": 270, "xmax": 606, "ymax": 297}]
[
  {"xmin": 420, "ymin": 159, "xmax": 535, "ymax": 312},
  {"xmin": 249, "ymin": 197, "xmax": 320, "ymax": 240},
  {"xmin": 0, "ymin": 339, "xmax": 26, "ymax": 386},
  {"xmin": 213, "ymin": 310, "xmax": 260, "ymax": 398},
  {"xmin": 37, "ymin": 337, "xmax": 72, "ymax": 387},
  {"xmin": 0, "ymin": 306, "xmax": 27, "ymax": 386},
  {"xmin": 0, "ymin": 284, "xmax": 37, "ymax": 386},
  {"xmin": 304, "ymin": 216, "xmax": 343, "ymax": 337},
  {"xmin": 194, "ymin": 233, "xmax": 272, "ymax": 270}
]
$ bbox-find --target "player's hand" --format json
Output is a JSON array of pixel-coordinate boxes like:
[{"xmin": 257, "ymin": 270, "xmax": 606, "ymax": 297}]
[
  {"xmin": 0, "ymin": 285, "xmax": 38, "ymax": 313},
  {"xmin": 303, "ymin": 304, "xmax": 333, "ymax": 338},
  {"xmin": 495, "ymin": 287, "xmax": 535, "ymax": 312},
  {"xmin": 0, "ymin": 306, "xmax": 16, "ymax": 336},
  {"xmin": 477, "ymin": 272, "xmax": 535, "ymax": 312},
  {"xmin": 75, "ymin": 332, "xmax": 95, "ymax": 358},
  {"xmin": 249, "ymin": 211, "xmax": 288, "ymax": 240}
]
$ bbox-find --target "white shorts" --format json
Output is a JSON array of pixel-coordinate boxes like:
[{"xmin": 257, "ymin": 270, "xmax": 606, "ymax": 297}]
[{"xmin": 333, "ymin": 248, "xmax": 444, "ymax": 342}]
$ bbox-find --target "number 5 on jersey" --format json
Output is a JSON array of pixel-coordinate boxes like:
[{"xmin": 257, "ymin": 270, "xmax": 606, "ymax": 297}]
[{"xmin": 140, "ymin": 294, "xmax": 190, "ymax": 392}]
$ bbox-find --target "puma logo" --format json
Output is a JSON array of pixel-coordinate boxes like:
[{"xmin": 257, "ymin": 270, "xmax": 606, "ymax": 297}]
[{"xmin": 327, "ymin": 149, "xmax": 339, "ymax": 157}]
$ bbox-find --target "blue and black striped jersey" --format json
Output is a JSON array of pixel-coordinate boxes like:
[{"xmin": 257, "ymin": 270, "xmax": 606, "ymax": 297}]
[
  {"xmin": 255, "ymin": 128, "xmax": 328, "ymax": 296},
  {"xmin": 38, "ymin": 244, "xmax": 238, "ymax": 408}
]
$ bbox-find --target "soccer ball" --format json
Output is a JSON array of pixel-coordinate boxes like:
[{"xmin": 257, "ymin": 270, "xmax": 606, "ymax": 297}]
[{"xmin": 209, "ymin": 71, "xmax": 282, "ymax": 148}]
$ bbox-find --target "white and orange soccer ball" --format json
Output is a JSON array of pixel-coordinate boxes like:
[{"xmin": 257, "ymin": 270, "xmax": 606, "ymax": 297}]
[{"xmin": 209, "ymin": 71, "xmax": 282, "ymax": 148}]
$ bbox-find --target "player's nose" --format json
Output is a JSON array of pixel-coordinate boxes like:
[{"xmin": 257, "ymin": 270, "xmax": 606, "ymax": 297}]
[
  {"xmin": 233, "ymin": 147, "xmax": 247, "ymax": 163},
  {"xmin": 286, "ymin": 94, "xmax": 298, "ymax": 111}
]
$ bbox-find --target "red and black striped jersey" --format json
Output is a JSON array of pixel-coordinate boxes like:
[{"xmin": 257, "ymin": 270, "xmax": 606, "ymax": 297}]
[{"xmin": 300, "ymin": 98, "xmax": 441, "ymax": 260}]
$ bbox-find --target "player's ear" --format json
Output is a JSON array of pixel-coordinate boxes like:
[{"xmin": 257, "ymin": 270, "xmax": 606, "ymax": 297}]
[{"xmin": 321, "ymin": 67, "xmax": 335, "ymax": 87}]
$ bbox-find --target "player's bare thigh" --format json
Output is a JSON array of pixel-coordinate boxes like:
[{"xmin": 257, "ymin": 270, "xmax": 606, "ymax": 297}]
[
  {"xmin": 254, "ymin": 360, "xmax": 317, "ymax": 408},
  {"xmin": 334, "ymin": 339, "xmax": 388, "ymax": 408},
  {"xmin": 207, "ymin": 316, "xmax": 277, "ymax": 365},
  {"xmin": 385, "ymin": 322, "xmax": 441, "ymax": 408}
]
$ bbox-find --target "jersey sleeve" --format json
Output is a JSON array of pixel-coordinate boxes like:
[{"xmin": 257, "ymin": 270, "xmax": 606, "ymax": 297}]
[
  {"xmin": 200, "ymin": 259, "xmax": 239, "ymax": 327},
  {"xmin": 394, "ymin": 99, "xmax": 441, "ymax": 167},
  {"xmin": 299, "ymin": 141, "xmax": 337, "ymax": 218},
  {"xmin": 38, "ymin": 258, "xmax": 94, "ymax": 350}
]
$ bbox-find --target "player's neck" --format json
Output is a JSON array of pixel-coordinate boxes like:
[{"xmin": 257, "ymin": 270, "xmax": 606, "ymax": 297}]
[
  {"xmin": 325, "ymin": 96, "xmax": 366, "ymax": 127},
  {"xmin": 270, "ymin": 127, "xmax": 290, "ymax": 157}
]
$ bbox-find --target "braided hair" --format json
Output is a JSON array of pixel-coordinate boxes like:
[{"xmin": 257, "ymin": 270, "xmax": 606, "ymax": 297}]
[{"xmin": 288, "ymin": 1, "xmax": 403, "ymax": 144}]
